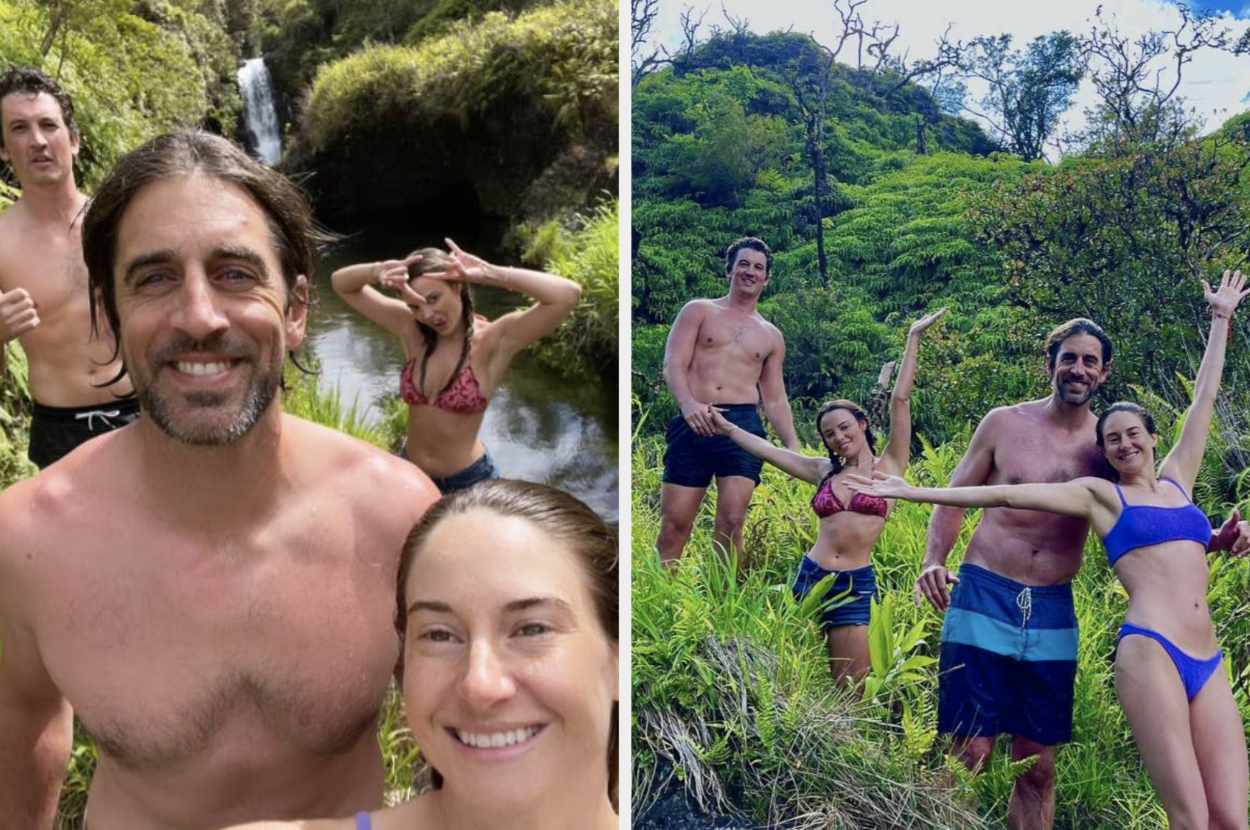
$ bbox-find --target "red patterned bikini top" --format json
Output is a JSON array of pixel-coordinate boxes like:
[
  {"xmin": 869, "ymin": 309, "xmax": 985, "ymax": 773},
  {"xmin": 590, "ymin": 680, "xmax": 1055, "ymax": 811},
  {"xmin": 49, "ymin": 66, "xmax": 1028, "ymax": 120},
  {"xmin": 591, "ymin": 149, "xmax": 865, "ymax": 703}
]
[
  {"xmin": 811, "ymin": 476, "xmax": 888, "ymax": 519},
  {"xmin": 399, "ymin": 359, "xmax": 489, "ymax": 414}
]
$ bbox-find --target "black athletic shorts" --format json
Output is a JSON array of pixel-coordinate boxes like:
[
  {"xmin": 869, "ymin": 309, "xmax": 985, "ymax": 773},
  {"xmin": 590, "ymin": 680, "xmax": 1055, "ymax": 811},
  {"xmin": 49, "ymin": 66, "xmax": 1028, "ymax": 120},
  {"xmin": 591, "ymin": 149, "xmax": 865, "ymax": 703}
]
[
  {"xmin": 662, "ymin": 403, "xmax": 766, "ymax": 488},
  {"xmin": 28, "ymin": 398, "xmax": 141, "ymax": 468}
]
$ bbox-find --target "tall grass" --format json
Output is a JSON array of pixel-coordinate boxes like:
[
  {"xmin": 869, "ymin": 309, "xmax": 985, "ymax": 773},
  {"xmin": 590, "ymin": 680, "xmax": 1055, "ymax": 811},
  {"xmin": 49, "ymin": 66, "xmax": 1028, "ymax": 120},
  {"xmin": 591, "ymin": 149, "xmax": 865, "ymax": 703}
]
[{"xmin": 632, "ymin": 431, "xmax": 1250, "ymax": 829}]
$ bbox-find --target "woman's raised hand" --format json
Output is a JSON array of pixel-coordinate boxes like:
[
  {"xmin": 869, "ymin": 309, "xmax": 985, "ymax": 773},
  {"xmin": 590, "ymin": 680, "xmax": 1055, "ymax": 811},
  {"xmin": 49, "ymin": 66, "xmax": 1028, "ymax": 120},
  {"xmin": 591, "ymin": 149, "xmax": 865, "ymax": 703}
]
[
  {"xmin": 1203, "ymin": 269, "xmax": 1248, "ymax": 319},
  {"xmin": 377, "ymin": 255, "xmax": 429, "ymax": 305},
  {"xmin": 909, "ymin": 306, "xmax": 948, "ymax": 338},
  {"xmin": 845, "ymin": 470, "xmax": 909, "ymax": 498},
  {"xmin": 420, "ymin": 238, "xmax": 494, "ymax": 283}
]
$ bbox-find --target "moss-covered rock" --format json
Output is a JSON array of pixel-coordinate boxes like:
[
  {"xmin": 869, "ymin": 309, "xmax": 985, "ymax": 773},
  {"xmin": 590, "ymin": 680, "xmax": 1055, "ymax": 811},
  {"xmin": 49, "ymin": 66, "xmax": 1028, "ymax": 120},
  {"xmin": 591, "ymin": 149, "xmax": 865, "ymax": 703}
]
[{"xmin": 285, "ymin": 0, "xmax": 616, "ymax": 222}]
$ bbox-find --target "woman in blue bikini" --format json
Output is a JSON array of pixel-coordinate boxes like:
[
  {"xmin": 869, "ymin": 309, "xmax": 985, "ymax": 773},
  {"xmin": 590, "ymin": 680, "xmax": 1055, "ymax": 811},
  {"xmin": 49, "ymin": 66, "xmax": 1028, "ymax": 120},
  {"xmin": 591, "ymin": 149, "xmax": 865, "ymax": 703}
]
[
  {"xmin": 849, "ymin": 272, "xmax": 1249, "ymax": 829},
  {"xmin": 332, "ymin": 240, "xmax": 582, "ymax": 493},
  {"xmin": 227, "ymin": 480, "xmax": 619, "ymax": 830},
  {"xmin": 706, "ymin": 307, "xmax": 945, "ymax": 686}
]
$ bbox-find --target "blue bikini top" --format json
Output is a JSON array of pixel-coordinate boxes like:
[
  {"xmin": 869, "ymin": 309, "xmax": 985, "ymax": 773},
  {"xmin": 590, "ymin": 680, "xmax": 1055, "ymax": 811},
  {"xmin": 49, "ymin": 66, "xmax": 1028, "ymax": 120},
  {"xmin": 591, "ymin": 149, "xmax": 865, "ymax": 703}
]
[{"xmin": 1102, "ymin": 477, "xmax": 1211, "ymax": 566}]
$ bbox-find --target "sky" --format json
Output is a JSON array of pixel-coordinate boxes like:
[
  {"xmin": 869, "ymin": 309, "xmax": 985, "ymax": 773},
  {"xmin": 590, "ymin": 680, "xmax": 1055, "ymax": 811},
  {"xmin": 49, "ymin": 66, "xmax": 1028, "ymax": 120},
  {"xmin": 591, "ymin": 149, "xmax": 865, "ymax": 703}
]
[{"xmin": 643, "ymin": 0, "xmax": 1250, "ymax": 152}]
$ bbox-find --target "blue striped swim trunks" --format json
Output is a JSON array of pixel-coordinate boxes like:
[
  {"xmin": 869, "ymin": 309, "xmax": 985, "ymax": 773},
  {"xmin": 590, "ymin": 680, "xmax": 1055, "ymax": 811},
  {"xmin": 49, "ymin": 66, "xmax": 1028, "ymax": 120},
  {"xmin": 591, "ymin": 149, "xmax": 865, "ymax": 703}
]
[{"xmin": 938, "ymin": 563, "xmax": 1078, "ymax": 745}]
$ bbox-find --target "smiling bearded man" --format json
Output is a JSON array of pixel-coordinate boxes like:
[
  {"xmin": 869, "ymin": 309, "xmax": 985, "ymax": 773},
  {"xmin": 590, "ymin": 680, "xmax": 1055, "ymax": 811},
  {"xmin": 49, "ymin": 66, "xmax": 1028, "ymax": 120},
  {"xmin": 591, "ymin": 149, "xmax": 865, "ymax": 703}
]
[{"xmin": 0, "ymin": 130, "xmax": 439, "ymax": 830}]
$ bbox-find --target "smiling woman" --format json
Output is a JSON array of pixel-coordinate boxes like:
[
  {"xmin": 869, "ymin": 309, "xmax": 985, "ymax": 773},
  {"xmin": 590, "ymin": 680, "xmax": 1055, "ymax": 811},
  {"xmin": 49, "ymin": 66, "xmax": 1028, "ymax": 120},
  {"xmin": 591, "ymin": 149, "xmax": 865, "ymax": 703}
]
[{"xmin": 225, "ymin": 478, "xmax": 620, "ymax": 830}]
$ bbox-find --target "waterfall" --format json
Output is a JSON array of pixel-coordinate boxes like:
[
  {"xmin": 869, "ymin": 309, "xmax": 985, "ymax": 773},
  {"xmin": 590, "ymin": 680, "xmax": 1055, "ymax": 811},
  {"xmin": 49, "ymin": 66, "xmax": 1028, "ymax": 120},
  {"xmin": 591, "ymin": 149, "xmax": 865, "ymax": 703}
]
[{"xmin": 237, "ymin": 58, "xmax": 282, "ymax": 165}]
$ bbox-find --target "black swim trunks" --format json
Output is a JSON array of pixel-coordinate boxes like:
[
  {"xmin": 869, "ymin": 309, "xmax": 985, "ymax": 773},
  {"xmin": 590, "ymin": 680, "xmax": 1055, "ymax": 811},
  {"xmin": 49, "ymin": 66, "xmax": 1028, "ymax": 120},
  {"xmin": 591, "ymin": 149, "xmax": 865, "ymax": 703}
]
[
  {"xmin": 28, "ymin": 398, "xmax": 141, "ymax": 468},
  {"xmin": 662, "ymin": 403, "xmax": 767, "ymax": 488}
]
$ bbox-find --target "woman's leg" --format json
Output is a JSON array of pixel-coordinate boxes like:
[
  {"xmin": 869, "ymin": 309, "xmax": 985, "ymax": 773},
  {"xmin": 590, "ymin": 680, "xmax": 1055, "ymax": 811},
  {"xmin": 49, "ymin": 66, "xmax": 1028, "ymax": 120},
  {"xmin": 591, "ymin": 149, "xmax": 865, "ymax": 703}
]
[
  {"xmin": 1115, "ymin": 636, "xmax": 1209, "ymax": 830},
  {"xmin": 1188, "ymin": 668, "xmax": 1249, "ymax": 830},
  {"xmin": 826, "ymin": 624, "xmax": 870, "ymax": 687}
]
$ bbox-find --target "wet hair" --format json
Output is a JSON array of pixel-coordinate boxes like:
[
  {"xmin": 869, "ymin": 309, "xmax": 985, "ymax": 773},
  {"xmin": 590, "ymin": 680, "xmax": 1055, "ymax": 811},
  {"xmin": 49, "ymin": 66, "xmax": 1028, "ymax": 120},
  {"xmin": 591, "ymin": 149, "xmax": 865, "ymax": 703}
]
[
  {"xmin": 1045, "ymin": 318, "xmax": 1113, "ymax": 368},
  {"xmin": 815, "ymin": 399, "xmax": 877, "ymax": 477},
  {"xmin": 83, "ymin": 130, "xmax": 326, "ymax": 385},
  {"xmin": 724, "ymin": 236, "xmax": 772, "ymax": 276},
  {"xmin": 405, "ymin": 248, "xmax": 475, "ymax": 400},
  {"xmin": 396, "ymin": 479, "xmax": 619, "ymax": 808},
  {"xmin": 0, "ymin": 66, "xmax": 77, "ymax": 146}
]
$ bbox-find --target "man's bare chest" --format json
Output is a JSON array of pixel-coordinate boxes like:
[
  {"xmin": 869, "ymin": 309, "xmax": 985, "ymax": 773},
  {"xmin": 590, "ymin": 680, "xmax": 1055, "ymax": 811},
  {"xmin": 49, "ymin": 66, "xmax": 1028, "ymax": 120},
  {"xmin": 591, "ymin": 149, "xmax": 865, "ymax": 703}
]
[
  {"xmin": 35, "ymin": 531, "xmax": 398, "ymax": 768},
  {"xmin": 695, "ymin": 316, "xmax": 772, "ymax": 363},
  {"xmin": 0, "ymin": 228, "xmax": 87, "ymax": 309},
  {"xmin": 992, "ymin": 428, "xmax": 1102, "ymax": 485}
]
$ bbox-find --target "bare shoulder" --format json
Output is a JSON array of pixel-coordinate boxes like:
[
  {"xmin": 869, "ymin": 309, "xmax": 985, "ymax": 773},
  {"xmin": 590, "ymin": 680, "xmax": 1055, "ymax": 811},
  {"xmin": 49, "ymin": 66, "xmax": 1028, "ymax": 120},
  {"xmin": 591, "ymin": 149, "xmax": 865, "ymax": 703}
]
[
  {"xmin": 674, "ymin": 298, "xmax": 716, "ymax": 322},
  {"xmin": 754, "ymin": 313, "xmax": 785, "ymax": 345},
  {"xmin": 285, "ymin": 415, "xmax": 439, "ymax": 520}
]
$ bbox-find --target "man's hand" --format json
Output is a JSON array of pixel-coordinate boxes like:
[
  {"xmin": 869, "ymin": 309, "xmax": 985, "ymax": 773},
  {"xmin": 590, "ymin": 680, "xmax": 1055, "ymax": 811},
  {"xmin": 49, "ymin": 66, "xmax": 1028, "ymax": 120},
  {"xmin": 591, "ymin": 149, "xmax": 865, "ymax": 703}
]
[
  {"xmin": 679, "ymin": 398, "xmax": 715, "ymax": 437},
  {"xmin": 915, "ymin": 563, "xmax": 960, "ymax": 612},
  {"xmin": 1211, "ymin": 509, "xmax": 1250, "ymax": 557},
  {"xmin": 0, "ymin": 288, "xmax": 39, "ymax": 342}
]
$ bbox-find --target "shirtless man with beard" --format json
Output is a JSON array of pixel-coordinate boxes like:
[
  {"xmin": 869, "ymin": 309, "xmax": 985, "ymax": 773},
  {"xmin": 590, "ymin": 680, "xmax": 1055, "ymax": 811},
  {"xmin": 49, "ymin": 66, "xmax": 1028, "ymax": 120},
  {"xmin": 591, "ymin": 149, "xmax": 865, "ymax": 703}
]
[
  {"xmin": 916, "ymin": 319, "xmax": 1249, "ymax": 830},
  {"xmin": 657, "ymin": 236, "xmax": 798, "ymax": 565},
  {"xmin": 0, "ymin": 66, "xmax": 137, "ymax": 468},
  {"xmin": 0, "ymin": 131, "xmax": 439, "ymax": 829}
]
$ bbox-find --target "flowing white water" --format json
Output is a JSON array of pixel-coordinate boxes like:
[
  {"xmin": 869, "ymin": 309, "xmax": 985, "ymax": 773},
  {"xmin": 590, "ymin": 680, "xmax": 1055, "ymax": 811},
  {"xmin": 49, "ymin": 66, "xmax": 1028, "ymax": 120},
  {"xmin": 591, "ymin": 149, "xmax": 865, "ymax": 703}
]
[{"xmin": 237, "ymin": 58, "xmax": 282, "ymax": 164}]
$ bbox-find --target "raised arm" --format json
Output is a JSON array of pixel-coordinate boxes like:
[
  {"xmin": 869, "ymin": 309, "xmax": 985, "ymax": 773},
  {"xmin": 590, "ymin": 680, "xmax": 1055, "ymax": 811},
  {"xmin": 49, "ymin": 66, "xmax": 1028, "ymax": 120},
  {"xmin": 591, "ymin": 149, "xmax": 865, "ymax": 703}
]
[
  {"xmin": 663, "ymin": 302, "xmax": 714, "ymax": 436},
  {"xmin": 427, "ymin": 240, "xmax": 581, "ymax": 366},
  {"xmin": 759, "ymin": 331, "xmax": 799, "ymax": 451},
  {"xmin": 330, "ymin": 255, "xmax": 423, "ymax": 337},
  {"xmin": 707, "ymin": 405, "xmax": 828, "ymax": 484},
  {"xmin": 880, "ymin": 307, "xmax": 947, "ymax": 474},
  {"xmin": 1160, "ymin": 270, "xmax": 1248, "ymax": 492}
]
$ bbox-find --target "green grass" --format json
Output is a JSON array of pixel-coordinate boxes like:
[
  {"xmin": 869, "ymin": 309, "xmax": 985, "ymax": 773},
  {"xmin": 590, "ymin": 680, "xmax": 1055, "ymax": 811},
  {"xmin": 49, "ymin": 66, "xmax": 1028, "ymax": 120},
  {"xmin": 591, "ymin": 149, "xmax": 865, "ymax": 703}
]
[{"xmin": 632, "ymin": 431, "xmax": 1250, "ymax": 829}]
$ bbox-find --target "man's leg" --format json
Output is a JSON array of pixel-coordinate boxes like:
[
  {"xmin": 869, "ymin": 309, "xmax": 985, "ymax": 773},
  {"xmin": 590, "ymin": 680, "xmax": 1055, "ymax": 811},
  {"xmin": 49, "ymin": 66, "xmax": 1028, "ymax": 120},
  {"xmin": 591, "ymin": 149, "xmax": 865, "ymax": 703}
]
[
  {"xmin": 1007, "ymin": 736, "xmax": 1056, "ymax": 830},
  {"xmin": 950, "ymin": 733, "xmax": 995, "ymax": 774},
  {"xmin": 657, "ymin": 483, "xmax": 708, "ymax": 565},
  {"xmin": 712, "ymin": 475, "xmax": 755, "ymax": 568}
]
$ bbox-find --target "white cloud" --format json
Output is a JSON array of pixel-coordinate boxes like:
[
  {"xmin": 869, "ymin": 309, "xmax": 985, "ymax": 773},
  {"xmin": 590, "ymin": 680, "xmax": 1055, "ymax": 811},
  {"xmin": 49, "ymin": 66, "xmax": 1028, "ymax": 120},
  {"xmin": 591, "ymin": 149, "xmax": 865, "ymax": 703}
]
[{"xmin": 645, "ymin": 0, "xmax": 1250, "ymax": 152}]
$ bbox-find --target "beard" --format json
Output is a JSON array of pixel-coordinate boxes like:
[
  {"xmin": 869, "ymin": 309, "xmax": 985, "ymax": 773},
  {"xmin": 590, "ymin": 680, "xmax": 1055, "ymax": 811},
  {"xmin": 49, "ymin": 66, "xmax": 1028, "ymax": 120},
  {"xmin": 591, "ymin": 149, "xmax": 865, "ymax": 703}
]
[
  {"xmin": 132, "ymin": 333, "xmax": 282, "ymax": 445},
  {"xmin": 1054, "ymin": 378, "xmax": 1095, "ymax": 406}
]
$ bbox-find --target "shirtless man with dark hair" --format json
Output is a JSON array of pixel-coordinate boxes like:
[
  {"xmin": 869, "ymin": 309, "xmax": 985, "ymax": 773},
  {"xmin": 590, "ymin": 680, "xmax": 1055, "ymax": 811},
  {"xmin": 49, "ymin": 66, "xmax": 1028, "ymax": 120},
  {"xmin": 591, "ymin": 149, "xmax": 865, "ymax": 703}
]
[
  {"xmin": 0, "ymin": 131, "xmax": 439, "ymax": 830},
  {"xmin": 657, "ymin": 237, "xmax": 798, "ymax": 564},
  {"xmin": 917, "ymin": 318, "xmax": 1249, "ymax": 830},
  {"xmin": 0, "ymin": 66, "xmax": 137, "ymax": 468}
]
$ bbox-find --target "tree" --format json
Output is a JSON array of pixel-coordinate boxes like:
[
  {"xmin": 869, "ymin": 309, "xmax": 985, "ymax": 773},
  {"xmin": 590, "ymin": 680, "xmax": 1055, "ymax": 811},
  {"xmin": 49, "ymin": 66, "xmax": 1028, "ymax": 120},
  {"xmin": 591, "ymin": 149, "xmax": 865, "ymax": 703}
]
[
  {"xmin": 1080, "ymin": 4, "xmax": 1232, "ymax": 150},
  {"xmin": 961, "ymin": 31, "xmax": 1083, "ymax": 161}
]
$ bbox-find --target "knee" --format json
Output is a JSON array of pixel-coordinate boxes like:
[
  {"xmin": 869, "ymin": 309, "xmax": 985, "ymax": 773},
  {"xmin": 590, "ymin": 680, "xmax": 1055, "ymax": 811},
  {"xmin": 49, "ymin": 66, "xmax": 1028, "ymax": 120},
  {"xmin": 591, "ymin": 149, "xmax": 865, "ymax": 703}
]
[
  {"xmin": 713, "ymin": 507, "xmax": 747, "ymax": 536},
  {"xmin": 1015, "ymin": 751, "xmax": 1055, "ymax": 795},
  {"xmin": 659, "ymin": 513, "xmax": 695, "ymax": 543},
  {"xmin": 1162, "ymin": 800, "xmax": 1207, "ymax": 830},
  {"xmin": 955, "ymin": 737, "xmax": 994, "ymax": 773},
  {"xmin": 1206, "ymin": 804, "xmax": 1246, "ymax": 830}
]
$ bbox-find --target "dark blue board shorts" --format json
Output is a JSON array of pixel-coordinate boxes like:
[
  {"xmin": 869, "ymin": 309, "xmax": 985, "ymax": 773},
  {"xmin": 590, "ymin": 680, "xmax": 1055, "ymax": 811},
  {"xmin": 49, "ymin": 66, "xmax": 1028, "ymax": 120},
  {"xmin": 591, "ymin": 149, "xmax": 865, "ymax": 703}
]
[
  {"xmin": 662, "ymin": 403, "xmax": 766, "ymax": 487},
  {"xmin": 938, "ymin": 563, "xmax": 1079, "ymax": 746}
]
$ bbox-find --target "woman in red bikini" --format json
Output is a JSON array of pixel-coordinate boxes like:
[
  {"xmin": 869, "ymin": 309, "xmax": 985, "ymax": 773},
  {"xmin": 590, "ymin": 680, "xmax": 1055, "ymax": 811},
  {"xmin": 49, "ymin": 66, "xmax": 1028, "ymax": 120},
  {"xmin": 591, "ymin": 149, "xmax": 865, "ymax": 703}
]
[
  {"xmin": 332, "ymin": 240, "xmax": 582, "ymax": 492},
  {"xmin": 705, "ymin": 307, "xmax": 945, "ymax": 686},
  {"xmin": 849, "ymin": 273, "xmax": 1249, "ymax": 829}
]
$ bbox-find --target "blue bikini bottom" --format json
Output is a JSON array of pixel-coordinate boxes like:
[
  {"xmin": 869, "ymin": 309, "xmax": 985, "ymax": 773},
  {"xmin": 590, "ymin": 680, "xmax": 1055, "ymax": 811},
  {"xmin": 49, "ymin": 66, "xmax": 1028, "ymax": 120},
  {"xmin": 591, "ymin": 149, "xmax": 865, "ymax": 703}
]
[{"xmin": 1117, "ymin": 621, "xmax": 1222, "ymax": 702}]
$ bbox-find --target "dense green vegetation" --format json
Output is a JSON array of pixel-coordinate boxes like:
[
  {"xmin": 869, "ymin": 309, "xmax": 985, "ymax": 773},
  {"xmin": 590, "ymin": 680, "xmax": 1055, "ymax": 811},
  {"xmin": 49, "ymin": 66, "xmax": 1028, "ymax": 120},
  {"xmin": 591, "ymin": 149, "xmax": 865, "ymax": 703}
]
[
  {"xmin": 632, "ymin": 433, "xmax": 1250, "ymax": 829},
  {"xmin": 633, "ymin": 25, "xmax": 1250, "ymax": 830},
  {"xmin": 632, "ymin": 32, "xmax": 1250, "ymax": 476}
]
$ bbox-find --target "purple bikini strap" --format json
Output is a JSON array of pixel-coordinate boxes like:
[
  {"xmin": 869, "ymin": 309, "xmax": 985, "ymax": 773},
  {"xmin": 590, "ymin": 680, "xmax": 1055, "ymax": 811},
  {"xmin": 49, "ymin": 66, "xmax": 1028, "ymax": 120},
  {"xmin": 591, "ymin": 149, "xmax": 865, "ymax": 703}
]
[{"xmin": 355, "ymin": 811, "xmax": 372, "ymax": 830}]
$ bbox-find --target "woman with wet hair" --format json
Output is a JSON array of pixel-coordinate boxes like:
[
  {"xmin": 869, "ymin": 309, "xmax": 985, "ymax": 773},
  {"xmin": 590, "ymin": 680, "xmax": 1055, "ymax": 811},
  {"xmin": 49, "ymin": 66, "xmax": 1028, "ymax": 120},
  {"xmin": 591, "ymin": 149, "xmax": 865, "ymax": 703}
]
[
  {"xmin": 706, "ymin": 308, "xmax": 946, "ymax": 686},
  {"xmin": 331, "ymin": 240, "xmax": 582, "ymax": 492},
  {"xmin": 227, "ymin": 478, "xmax": 619, "ymax": 830},
  {"xmin": 849, "ymin": 273, "xmax": 1250, "ymax": 829}
]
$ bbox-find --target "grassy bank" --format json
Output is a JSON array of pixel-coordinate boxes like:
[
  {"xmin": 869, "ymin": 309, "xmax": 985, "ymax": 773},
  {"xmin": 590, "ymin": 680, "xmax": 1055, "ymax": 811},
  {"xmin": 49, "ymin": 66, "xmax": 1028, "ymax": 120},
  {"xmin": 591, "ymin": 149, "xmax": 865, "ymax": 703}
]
[{"xmin": 631, "ymin": 432, "xmax": 1250, "ymax": 829}]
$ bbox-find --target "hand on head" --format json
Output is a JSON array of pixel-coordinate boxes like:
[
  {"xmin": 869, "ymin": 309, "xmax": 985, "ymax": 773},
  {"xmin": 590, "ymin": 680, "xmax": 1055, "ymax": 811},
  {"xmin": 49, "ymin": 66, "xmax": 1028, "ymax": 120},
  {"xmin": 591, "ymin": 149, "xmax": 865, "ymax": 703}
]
[
  {"xmin": 909, "ymin": 306, "xmax": 948, "ymax": 337},
  {"xmin": 418, "ymin": 238, "xmax": 492, "ymax": 283},
  {"xmin": 0, "ymin": 288, "xmax": 39, "ymax": 340},
  {"xmin": 1203, "ymin": 269, "xmax": 1248, "ymax": 318}
]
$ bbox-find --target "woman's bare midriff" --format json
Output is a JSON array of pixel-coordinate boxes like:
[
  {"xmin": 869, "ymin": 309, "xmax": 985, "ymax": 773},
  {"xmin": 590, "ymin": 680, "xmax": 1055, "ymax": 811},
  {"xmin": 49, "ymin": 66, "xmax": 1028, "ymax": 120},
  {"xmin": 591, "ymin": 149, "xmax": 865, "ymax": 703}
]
[
  {"xmin": 1115, "ymin": 542, "xmax": 1217, "ymax": 654},
  {"xmin": 404, "ymin": 405, "xmax": 488, "ymax": 477}
]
